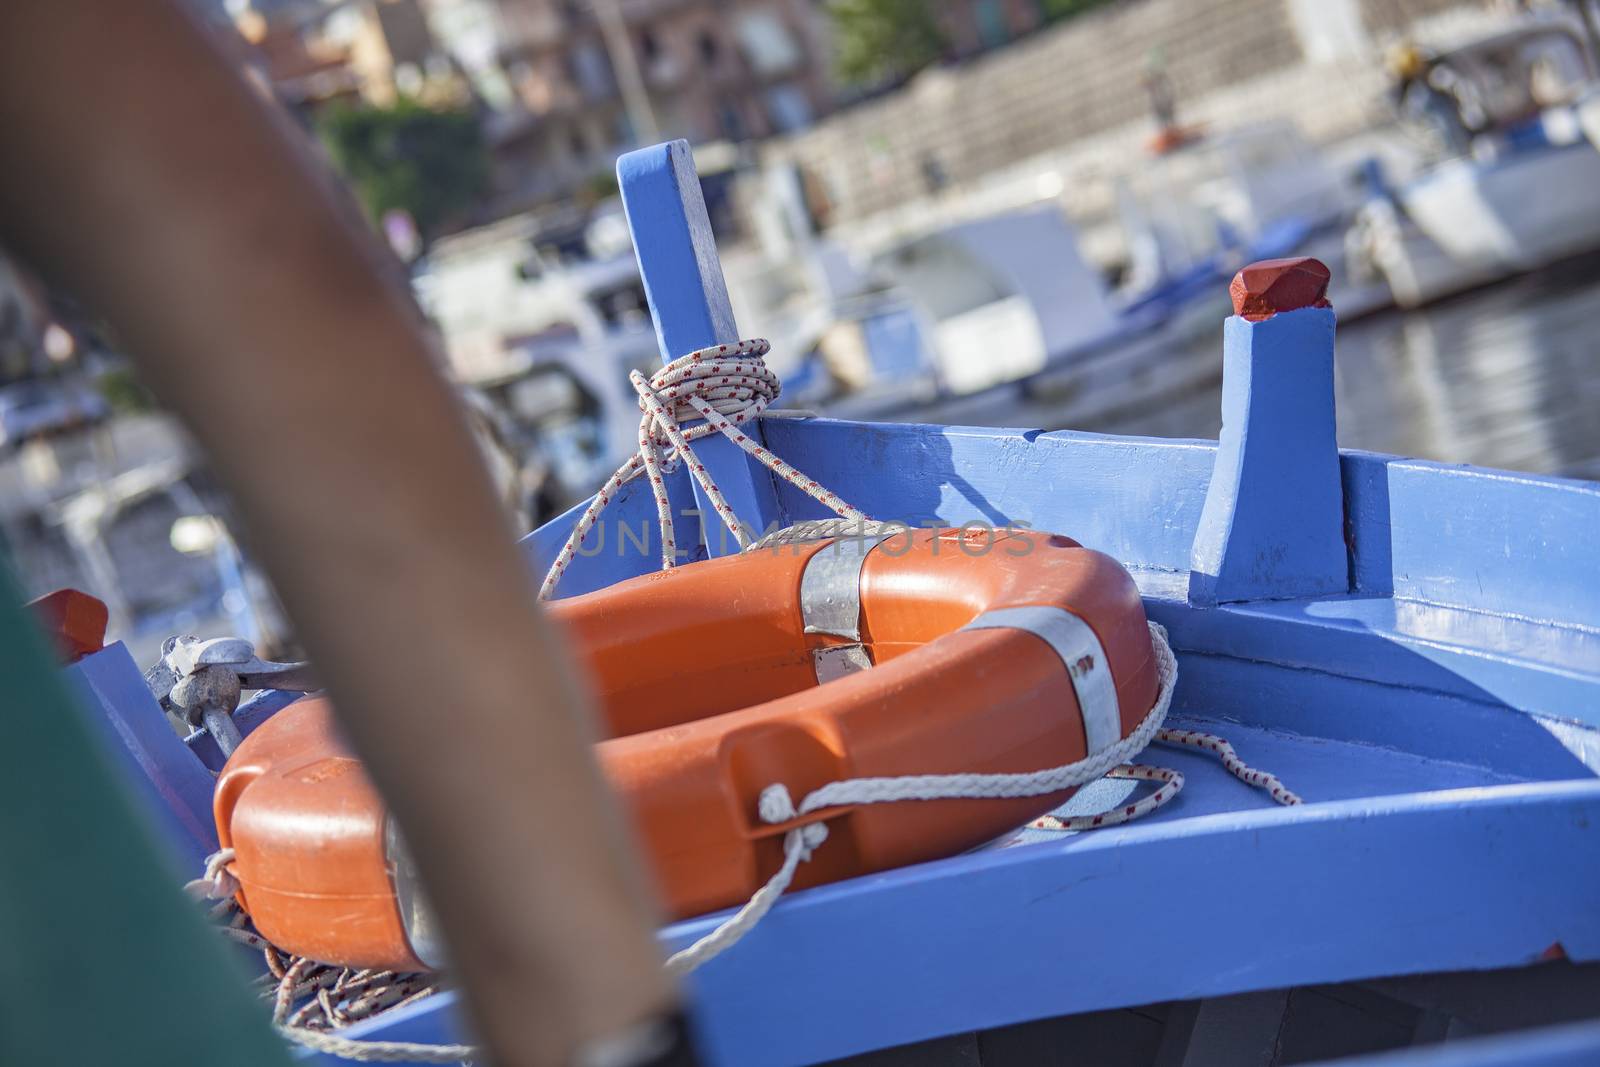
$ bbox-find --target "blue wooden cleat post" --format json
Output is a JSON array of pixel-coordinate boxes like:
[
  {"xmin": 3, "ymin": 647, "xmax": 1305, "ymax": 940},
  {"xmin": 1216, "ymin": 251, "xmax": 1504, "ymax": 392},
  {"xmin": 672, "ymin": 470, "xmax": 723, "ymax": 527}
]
[
  {"xmin": 616, "ymin": 140, "xmax": 780, "ymax": 557},
  {"xmin": 1189, "ymin": 258, "xmax": 1347, "ymax": 605}
]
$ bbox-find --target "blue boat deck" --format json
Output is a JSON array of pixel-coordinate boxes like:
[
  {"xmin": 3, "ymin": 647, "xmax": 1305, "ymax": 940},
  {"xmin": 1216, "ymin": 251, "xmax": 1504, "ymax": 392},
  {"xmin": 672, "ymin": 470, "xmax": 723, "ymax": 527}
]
[{"xmin": 1018, "ymin": 714, "xmax": 1535, "ymax": 842}]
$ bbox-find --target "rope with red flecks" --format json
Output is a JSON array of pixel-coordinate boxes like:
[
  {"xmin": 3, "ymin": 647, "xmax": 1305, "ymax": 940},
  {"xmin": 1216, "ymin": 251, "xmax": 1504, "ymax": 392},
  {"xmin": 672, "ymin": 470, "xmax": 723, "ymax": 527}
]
[
  {"xmin": 538, "ymin": 339, "xmax": 867, "ymax": 600},
  {"xmin": 1026, "ymin": 727, "xmax": 1301, "ymax": 832}
]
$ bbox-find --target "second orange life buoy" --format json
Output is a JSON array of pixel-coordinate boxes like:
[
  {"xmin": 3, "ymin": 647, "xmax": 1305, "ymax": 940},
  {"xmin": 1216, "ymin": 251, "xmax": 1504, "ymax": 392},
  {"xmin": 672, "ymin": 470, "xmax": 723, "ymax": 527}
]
[{"xmin": 213, "ymin": 525, "xmax": 1160, "ymax": 970}]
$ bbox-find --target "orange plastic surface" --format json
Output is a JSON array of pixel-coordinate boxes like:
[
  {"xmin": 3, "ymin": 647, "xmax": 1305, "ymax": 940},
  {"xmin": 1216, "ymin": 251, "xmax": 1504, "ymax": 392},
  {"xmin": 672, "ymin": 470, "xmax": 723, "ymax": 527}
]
[{"xmin": 215, "ymin": 528, "xmax": 1158, "ymax": 968}]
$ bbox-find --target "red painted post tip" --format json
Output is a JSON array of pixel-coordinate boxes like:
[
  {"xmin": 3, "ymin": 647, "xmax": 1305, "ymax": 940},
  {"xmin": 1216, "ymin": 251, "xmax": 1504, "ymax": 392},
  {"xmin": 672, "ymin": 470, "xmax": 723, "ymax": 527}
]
[
  {"xmin": 27, "ymin": 588, "xmax": 109, "ymax": 663},
  {"xmin": 1229, "ymin": 257, "xmax": 1333, "ymax": 322}
]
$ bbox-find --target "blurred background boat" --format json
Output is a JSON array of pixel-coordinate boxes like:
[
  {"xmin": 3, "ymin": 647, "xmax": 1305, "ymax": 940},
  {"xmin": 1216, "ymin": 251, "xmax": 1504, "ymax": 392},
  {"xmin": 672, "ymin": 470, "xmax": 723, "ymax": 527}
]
[
  {"xmin": 411, "ymin": 206, "xmax": 660, "ymax": 518},
  {"xmin": 1347, "ymin": 16, "xmax": 1600, "ymax": 307}
]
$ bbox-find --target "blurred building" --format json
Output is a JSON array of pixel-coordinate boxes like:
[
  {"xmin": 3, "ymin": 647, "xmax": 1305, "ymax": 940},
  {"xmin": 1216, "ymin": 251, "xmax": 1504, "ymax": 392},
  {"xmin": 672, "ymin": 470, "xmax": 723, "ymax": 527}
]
[
  {"xmin": 190, "ymin": 0, "xmax": 1137, "ymax": 215},
  {"xmin": 765, "ymin": 0, "xmax": 1503, "ymax": 228},
  {"xmin": 934, "ymin": 1, "xmax": 1049, "ymax": 57},
  {"xmin": 195, "ymin": 0, "xmax": 446, "ymax": 111},
  {"xmin": 421, "ymin": 0, "xmax": 835, "ymax": 209}
]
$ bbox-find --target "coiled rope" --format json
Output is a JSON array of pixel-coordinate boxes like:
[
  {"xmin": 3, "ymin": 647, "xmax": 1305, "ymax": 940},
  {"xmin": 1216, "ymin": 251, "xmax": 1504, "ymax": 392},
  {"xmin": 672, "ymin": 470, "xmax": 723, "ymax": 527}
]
[{"xmin": 190, "ymin": 339, "xmax": 1300, "ymax": 1061}]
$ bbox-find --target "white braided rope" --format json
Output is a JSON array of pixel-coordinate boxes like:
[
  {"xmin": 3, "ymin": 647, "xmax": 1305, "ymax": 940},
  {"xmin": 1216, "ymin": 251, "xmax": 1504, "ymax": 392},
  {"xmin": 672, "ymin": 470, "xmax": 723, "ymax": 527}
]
[
  {"xmin": 662, "ymin": 620, "xmax": 1181, "ymax": 975},
  {"xmin": 539, "ymin": 339, "xmax": 867, "ymax": 600},
  {"xmin": 276, "ymin": 1024, "xmax": 475, "ymax": 1063}
]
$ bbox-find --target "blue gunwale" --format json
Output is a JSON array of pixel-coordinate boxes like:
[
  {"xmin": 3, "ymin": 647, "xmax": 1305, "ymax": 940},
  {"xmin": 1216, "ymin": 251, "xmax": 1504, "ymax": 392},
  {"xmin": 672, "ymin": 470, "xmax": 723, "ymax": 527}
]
[{"xmin": 298, "ymin": 776, "xmax": 1600, "ymax": 1065}]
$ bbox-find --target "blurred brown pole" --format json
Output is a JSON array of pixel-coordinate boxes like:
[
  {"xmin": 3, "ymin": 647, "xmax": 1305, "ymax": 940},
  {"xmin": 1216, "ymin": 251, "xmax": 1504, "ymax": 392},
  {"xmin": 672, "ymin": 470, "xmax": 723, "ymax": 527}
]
[{"xmin": 593, "ymin": 0, "xmax": 661, "ymax": 146}]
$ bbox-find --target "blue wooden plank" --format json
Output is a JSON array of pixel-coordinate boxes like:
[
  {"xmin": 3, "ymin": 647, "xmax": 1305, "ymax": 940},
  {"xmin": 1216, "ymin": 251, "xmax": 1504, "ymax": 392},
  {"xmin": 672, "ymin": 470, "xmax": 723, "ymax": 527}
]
[
  {"xmin": 617, "ymin": 140, "xmax": 780, "ymax": 554},
  {"xmin": 672, "ymin": 780, "xmax": 1600, "ymax": 1065},
  {"xmin": 519, "ymin": 466, "xmax": 688, "ymax": 598},
  {"xmin": 1004, "ymin": 713, "xmax": 1535, "ymax": 844},
  {"xmin": 64, "ymin": 643, "xmax": 218, "ymax": 874},
  {"xmin": 1343, "ymin": 451, "xmax": 1600, "ymax": 631},
  {"xmin": 751, "ymin": 418, "xmax": 1600, "ymax": 625},
  {"xmin": 755, "ymin": 418, "xmax": 1217, "ymax": 575},
  {"xmin": 324, "ymin": 780, "xmax": 1600, "ymax": 1066},
  {"xmin": 1154, "ymin": 648, "xmax": 1595, "ymax": 781},
  {"xmin": 528, "ymin": 415, "xmax": 1600, "ymax": 627},
  {"xmin": 1189, "ymin": 308, "xmax": 1346, "ymax": 605},
  {"xmin": 1312, "ymin": 1020, "xmax": 1600, "ymax": 1067},
  {"xmin": 1144, "ymin": 594, "xmax": 1600, "ymax": 734}
]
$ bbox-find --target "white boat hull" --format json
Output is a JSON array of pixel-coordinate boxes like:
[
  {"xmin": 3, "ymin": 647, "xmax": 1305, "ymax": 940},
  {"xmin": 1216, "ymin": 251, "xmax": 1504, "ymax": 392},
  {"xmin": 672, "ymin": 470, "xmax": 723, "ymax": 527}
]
[
  {"xmin": 1364, "ymin": 138, "xmax": 1600, "ymax": 307},
  {"xmin": 1582, "ymin": 88, "xmax": 1600, "ymax": 153}
]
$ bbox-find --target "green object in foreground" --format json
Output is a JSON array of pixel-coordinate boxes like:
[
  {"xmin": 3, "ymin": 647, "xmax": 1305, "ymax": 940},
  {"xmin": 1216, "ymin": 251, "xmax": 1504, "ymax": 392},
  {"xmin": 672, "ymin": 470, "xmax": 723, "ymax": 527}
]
[{"xmin": 0, "ymin": 562, "xmax": 291, "ymax": 1067}]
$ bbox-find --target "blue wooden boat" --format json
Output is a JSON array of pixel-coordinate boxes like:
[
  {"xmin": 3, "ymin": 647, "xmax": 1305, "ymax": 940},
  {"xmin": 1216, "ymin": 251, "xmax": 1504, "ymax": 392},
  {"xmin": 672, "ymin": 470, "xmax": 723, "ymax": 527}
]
[{"xmin": 54, "ymin": 140, "xmax": 1600, "ymax": 1066}]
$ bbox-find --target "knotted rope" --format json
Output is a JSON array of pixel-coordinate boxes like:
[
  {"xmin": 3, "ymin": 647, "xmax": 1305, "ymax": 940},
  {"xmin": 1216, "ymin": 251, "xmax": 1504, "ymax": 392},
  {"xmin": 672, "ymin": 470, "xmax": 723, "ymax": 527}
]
[{"xmin": 539, "ymin": 339, "xmax": 867, "ymax": 599}]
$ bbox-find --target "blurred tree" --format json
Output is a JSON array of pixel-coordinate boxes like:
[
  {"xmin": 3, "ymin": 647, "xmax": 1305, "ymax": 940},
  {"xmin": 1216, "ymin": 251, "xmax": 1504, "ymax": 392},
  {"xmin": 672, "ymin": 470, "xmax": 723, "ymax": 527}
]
[
  {"xmin": 1038, "ymin": 0, "xmax": 1115, "ymax": 24},
  {"xmin": 828, "ymin": 0, "xmax": 948, "ymax": 87},
  {"xmin": 95, "ymin": 365, "xmax": 157, "ymax": 413},
  {"xmin": 316, "ymin": 99, "xmax": 489, "ymax": 244}
]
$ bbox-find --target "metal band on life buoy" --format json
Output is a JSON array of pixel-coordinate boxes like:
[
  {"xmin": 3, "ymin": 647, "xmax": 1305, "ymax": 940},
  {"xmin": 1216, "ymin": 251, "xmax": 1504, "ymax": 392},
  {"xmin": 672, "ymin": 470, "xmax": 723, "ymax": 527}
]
[
  {"xmin": 799, "ymin": 531, "xmax": 898, "ymax": 682},
  {"xmin": 961, "ymin": 606, "xmax": 1121, "ymax": 756}
]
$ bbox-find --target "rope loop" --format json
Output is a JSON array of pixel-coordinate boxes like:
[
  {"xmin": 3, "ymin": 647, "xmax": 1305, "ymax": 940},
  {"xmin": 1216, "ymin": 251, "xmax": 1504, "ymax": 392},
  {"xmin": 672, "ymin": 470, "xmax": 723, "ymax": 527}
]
[
  {"xmin": 183, "ymin": 847, "xmax": 240, "ymax": 901},
  {"xmin": 756, "ymin": 783, "xmax": 796, "ymax": 824}
]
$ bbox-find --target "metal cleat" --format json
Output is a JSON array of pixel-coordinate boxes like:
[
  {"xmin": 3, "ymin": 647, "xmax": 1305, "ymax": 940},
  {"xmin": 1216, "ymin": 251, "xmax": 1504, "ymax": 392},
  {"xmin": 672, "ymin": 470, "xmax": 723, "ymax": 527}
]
[{"xmin": 145, "ymin": 635, "xmax": 318, "ymax": 759}]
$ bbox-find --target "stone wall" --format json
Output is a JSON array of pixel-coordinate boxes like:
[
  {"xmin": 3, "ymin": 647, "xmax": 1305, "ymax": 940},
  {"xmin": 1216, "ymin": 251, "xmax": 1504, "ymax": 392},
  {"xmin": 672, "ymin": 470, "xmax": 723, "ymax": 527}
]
[{"xmin": 765, "ymin": 0, "xmax": 1497, "ymax": 232}]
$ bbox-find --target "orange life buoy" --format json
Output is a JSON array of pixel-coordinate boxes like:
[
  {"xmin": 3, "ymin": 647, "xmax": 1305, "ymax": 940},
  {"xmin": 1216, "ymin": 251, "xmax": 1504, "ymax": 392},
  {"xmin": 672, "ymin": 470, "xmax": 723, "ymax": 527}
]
[{"xmin": 214, "ymin": 526, "xmax": 1160, "ymax": 970}]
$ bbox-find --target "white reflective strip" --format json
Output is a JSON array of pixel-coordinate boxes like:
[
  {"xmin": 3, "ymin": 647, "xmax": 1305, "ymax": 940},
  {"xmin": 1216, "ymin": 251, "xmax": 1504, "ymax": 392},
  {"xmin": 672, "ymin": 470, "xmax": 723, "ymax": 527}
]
[
  {"xmin": 798, "ymin": 533, "xmax": 894, "ymax": 640},
  {"xmin": 961, "ymin": 606, "xmax": 1121, "ymax": 756}
]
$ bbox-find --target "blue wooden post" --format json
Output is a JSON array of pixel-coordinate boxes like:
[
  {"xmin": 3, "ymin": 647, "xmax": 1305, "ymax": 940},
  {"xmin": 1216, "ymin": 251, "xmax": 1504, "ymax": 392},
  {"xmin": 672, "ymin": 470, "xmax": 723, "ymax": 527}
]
[
  {"xmin": 616, "ymin": 140, "xmax": 780, "ymax": 556},
  {"xmin": 1189, "ymin": 259, "xmax": 1347, "ymax": 605},
  {"xmin": 65, "ymin": 646, "xmax": 221, "ymax": 873}
]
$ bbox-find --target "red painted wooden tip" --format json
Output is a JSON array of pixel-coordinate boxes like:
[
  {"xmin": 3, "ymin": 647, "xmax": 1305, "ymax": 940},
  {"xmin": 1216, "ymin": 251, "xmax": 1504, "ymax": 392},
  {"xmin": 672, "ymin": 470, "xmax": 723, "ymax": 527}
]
[
  {"xmin": 1229, "ymin": 257, "xmax": 1333, "ymax": 321},
  {"xmin": 27, "ymin": 588, "xmax": 109, "ymax": 663}
]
